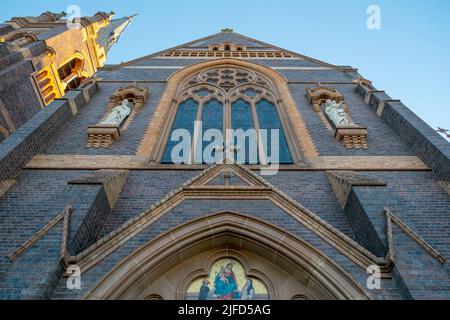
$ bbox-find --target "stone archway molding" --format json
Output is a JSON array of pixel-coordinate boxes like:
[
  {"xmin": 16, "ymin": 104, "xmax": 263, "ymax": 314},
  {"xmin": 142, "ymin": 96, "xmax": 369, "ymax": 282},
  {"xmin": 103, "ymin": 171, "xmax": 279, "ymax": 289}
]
[{"xmin": 84, "ymin": 211, "xmax": 369, "ymax": 300}]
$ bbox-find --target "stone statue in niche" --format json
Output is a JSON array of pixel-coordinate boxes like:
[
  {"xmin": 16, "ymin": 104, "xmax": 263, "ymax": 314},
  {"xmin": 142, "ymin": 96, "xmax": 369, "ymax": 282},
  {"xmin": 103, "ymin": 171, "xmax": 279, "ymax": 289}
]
[
  {"xmin": 100, "ymin": 100, "xmax": 131, "ymax": 126},
  {"xmin": 324, "ymin": 99, "xmax": 354, "ymax": 127}
]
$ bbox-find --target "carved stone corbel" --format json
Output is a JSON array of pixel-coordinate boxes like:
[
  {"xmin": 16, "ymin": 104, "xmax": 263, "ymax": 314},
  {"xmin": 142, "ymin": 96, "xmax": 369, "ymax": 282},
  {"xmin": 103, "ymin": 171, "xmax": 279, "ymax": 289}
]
[
  {"xmin": 306, "ymin": 84, "xmax": 346, "ymax": 112},
  {"xmin": 354, "ymin": 78, "xmax": 373, "ymax": 91},
  {"xmin": 87, "ymin": 125, "xmax": 121, "ymax": 149},
  {"xmin": 107, "ymin": 83, "xmax": 149, "ymax": 112},
  {"xmin": 335, "ymin": 126, "xmax": 368, "ymax": 149}
]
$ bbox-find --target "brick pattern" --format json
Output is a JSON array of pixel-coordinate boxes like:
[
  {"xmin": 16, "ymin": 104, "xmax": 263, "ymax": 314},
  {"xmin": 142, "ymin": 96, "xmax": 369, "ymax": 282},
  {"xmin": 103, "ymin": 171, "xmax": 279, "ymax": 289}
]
[
  {"xmin": 345, "ymin": 187, "xmax": 389, "ymax": 257},
  {"xmin": 0, "ymin": 100, "xmax": 72, "ymax": 180},
  {"xmin": 0, "ymin": 58, "xmax": 44, "ymax": 143},
  {"xmin": 0, "ymin": 83, "xmax": 97, "ymax": 181},
  {"xmin": 389, "ymin": 223, "xmax": 450, "ymax": 299},
  {"xmin": 1, "ymin": 170, "xmax": 447, "ymax": 299},
  {"xmin": 43, "ymin": 82, "xmax": 165, "ymax": 156},
  {"xmin": 357, "ymin": 84, "xmax": 450, "ymax": 181},
  {"xmin": 68, "ymin": 186, "xmax": 111, "ymax": 255}
]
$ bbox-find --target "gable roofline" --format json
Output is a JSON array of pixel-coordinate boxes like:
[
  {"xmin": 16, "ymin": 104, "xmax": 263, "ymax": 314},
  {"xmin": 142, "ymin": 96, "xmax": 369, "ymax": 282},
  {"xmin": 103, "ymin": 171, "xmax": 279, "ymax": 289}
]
[
  {"xmin": 101, "ymin": 30, "xmax": 355, "ymax": 73},
  {"xmin": 101, "ymin": 31, "xmax": 228, "ymax": 70},
  {"xmin": 67, "ymin": 164, "xmax": 390, "ymax": 275}
]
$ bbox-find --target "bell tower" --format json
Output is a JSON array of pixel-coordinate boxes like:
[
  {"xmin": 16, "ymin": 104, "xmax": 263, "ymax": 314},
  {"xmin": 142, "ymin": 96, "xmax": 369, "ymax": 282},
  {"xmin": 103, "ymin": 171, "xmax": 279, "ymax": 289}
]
[{"xmin": 0, "ymin": 10, "xmax": 134, "ymax": 142}]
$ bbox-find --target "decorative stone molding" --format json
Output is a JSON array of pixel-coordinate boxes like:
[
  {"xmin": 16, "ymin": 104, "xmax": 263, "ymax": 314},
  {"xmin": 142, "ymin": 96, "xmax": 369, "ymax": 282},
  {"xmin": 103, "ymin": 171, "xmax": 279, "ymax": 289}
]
[
  {"xmin": 437, "ymin": 181, "xmax": 450, "ymax": 196},
  {"xmin": 0, "ymin": 179, "xmax": 15, "ymax": 198},
  {"xmin": 66, "ymin": 164, "xmax": 389, "ymax": 278},
  {"xmin": 87, "ymin": 83, "xmax": 149, "ymax": 148},
  {"xmin": 25, "ymin": 155, "xmax": 429, "ymax": 171},
  {"xmin": 107, "ymin": 83, "xmax": 149, "ymax": 112},
  {"xmin": 84, "ymin": 211, "xmax": 370, "ymax": 300},
  {"xmin": 335, "ymin": 126, "xmax": 369, "ymax": 149},
  {"xmin": 354, "ymin": 77, "xmax": 373, "ymax": 90},
  {"xmin": 0, "ymin": 30, "xmax": 38, "ymax": 46},
  {"xmin": 384, "ymin": 208, "xmax": 446, "ymax": 265},
  {"xmin": 87, "ymin": 125, "xmax": 121, "ymax": 149},
  {"xmin": 160, "ymin": 50, "xmax": 295, "ymax": 59},
  {"xmin": 208, "ymin": 42, "xmax": 247, "ymax": 52},
  {"xmin": 306, "ymin": 84, "xmax": 346, "ymax": 112},
  {"xmin": 139, "ymin": 59, "xmax": 318, "ymax": 163}
]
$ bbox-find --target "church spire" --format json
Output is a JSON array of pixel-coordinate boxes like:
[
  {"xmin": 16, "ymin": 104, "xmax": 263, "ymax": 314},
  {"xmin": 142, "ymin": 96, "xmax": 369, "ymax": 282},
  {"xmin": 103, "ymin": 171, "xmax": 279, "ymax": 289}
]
[{"xmin": 96, "ymin": 14, "xmax": 136, "ymax": 52}]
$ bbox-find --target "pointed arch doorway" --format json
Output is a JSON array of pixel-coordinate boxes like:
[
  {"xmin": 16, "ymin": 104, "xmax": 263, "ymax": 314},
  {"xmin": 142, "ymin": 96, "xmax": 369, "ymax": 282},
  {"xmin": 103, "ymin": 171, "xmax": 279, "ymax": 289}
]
[{"xmin": 85, "ymin": 212, "xmax": 369, "ymax": 300}]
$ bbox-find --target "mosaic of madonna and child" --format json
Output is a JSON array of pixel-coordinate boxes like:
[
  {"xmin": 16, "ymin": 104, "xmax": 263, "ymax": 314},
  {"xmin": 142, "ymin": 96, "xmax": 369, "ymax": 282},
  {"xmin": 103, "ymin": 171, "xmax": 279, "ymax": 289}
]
[{"xmin": 186, "ymin": 259, "xmax": 269, "ymax": 300}]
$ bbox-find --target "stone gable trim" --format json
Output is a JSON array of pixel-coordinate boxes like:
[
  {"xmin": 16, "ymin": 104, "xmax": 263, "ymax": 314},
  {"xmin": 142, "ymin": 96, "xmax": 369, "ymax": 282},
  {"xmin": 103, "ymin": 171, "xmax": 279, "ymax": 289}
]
[
  {"xmin": 8, "ymin": 206, "xmax": 73, "ymax": 263},
  {"xmin": 83, "ymin": 211, "xmax": 369, "ymax": 300},
  {"xmin": 326, "ymin": 171, "xmax": 387, "ymax": 209},
  {"xmin": 122, "ymin": 66, "xmax": 333, "ymax": 71},
  {"xmin": 66, "ymin": 165, "xmax": 389, "ymax": 276},
  {"xmin": 102, "ymin": 31, "xmax": 349, "ymax": 74},
  {"xmin": 0, "ymin": 179, "xmax": 15, "ymax": 198},
  {"xmin": 384, "ymin": 208, "xmax": 446, "ymax": 264},
  {"xmin": 155, "ymin": 56, "xmax": 305, "ymax": 61},
  {"xmin": 68, "ymin": 170, "xmax": 129, "ymax": 208},
  {"xmin": 437, "ymin": 181, "xmax": 450, "ymax": 196}
]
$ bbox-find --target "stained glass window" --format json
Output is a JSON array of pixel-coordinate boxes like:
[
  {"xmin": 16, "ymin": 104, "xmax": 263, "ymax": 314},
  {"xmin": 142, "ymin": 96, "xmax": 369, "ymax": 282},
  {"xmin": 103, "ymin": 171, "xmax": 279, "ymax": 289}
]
[
  {"xmin": 161, "ymin": 67, "xmax": 296, "ymax": 165},
  {"xmin": 256, "ymin": 99, "xmax": 293, "ymax": 164},
  {"xmin": 201, "ymin": 99, "xmax": 223, "ymax": 164},
  {"xmin": 162, "ymin": 98, "xmax": 198, "ymax": 164},
  {"xmin": 231, "ymin": 99, "xmax": 257, "ymax": 164}
]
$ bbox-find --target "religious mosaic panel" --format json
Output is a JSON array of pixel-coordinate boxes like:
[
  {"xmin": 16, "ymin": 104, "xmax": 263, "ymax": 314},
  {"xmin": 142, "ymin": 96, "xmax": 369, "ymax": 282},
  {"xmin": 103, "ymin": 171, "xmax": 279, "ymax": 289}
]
[{"xmin": 186, "ymin": 259, "xmax": 269, "ymax": 300}]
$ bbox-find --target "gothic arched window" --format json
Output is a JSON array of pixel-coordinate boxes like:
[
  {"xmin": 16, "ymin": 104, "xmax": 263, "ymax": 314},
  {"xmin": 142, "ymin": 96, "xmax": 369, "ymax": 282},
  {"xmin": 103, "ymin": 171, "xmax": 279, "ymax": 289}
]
[{"xmin": 161, "ymin": 66, "xmax": 295, "ymax": 165}]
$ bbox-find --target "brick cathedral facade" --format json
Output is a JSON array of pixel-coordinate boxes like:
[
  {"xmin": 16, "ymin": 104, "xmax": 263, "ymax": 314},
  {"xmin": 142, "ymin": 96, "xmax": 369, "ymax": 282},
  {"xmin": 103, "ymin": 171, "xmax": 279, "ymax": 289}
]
[{"xmin": 0, "ymin": 11, "xmax": 450, "ymax": 300}]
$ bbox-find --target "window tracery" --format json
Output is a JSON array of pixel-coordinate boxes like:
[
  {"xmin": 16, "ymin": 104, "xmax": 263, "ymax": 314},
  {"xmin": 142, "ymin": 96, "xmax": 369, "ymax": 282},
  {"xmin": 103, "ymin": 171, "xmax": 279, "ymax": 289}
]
[{"xmin": 162, "ymin": 66, "xmax": 295, "ymax": 164}]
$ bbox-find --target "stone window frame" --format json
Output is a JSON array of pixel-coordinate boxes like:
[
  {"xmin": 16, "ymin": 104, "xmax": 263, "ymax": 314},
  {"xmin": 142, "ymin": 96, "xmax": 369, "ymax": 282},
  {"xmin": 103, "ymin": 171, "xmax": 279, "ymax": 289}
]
[{"xmin": 157, "ymin": 66, "xmax": 301, "ymax": 164}]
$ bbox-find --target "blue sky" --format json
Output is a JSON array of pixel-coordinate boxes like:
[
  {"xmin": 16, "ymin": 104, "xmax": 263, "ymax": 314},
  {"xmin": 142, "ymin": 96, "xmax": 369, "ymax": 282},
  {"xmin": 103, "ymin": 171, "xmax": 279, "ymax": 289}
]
[{"xmin": 2, "ymin": 0, "xmax": 449, "ymax": 137}]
